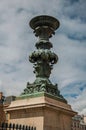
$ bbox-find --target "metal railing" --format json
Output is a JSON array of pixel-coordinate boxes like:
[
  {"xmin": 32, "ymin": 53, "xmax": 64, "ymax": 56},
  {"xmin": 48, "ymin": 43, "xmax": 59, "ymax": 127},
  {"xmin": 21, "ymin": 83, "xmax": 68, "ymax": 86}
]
[{"xmin": 0, "ymin": 123, "xmax": 36, "ymax": 130}]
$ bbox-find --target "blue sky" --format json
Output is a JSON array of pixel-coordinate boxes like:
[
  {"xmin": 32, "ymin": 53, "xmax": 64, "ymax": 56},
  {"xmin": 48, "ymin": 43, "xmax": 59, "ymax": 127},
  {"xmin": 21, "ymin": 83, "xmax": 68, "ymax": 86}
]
[{"xmin": 0, "ymin": 0, "xmax": 86, "ymax": 114}]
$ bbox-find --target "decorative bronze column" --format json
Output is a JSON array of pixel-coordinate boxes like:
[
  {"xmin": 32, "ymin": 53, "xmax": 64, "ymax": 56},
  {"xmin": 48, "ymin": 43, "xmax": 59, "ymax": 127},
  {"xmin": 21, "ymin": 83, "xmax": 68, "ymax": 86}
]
[{"xmin": 21, "ymin": 15, "xmax": 66, "ymax": 102}]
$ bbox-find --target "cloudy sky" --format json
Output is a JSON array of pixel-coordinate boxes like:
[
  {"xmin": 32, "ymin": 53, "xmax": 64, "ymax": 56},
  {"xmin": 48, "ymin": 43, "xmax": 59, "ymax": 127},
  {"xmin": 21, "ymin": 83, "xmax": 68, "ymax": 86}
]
[{"xmin": 0, "ymin": 0, "xmax": 86, "ymax": 114}]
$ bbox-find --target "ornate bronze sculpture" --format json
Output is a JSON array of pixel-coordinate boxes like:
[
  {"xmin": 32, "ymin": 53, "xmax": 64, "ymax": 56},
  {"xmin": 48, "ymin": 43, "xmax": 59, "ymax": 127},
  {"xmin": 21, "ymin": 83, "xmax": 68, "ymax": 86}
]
[{"xmin": 21, "ymin": 15, "xmax": 67, "ymax": 102}]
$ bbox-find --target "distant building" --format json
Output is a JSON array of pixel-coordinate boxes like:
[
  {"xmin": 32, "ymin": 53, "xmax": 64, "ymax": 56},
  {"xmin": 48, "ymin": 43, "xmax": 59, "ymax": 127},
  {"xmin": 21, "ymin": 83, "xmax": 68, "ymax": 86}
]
[
  {"xmin": 0, "ymin": 92, "xmax": 6, "ymax": 123},
  {"xmin": 4, "ymin": 95, "xmax": 16, "ymax": 107},
  {"xmin": 0, "ymin": 92, "xmax": 16, "ymax": 123},
  {"xmin": 84, "ymin": 116, "xmax": 86, "ymax": 123},
  {"xmin": 72, "ymin": 115, "xmax": 86, "ymax": 130},
  {"xmin": 0, "ymin": 92, "xmax": 5, "ymax": 104}
]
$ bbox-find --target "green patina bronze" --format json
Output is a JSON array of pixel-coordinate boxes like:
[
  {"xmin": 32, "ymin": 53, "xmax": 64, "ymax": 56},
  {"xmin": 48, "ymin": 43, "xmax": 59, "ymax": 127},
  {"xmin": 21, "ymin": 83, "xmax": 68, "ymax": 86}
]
[{"xmin": 21, "ymin": 15, "xmax": 67, "ymax": 103}]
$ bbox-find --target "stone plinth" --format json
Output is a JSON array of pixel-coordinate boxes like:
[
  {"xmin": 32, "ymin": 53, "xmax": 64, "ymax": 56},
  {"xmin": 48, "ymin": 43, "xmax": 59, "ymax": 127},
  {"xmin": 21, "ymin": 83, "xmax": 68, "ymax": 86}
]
[{"xmin": 5, "ymin": 93, "xmax": 76, "ymax": 130}]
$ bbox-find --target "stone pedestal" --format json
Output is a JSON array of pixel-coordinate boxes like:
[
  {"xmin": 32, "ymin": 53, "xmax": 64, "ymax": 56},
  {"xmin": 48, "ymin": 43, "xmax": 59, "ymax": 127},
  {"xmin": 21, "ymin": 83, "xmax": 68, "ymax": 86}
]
[{"xmin": 5, "ymin": 92, "xmax": 76, "ymax": 130}]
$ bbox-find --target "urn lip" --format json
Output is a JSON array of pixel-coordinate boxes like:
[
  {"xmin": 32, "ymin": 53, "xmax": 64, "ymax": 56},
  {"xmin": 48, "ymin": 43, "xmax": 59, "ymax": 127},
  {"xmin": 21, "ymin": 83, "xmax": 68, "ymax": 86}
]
[{"xmin": 29, "ymin": 15, "xmax": 60, "ymax": 30}]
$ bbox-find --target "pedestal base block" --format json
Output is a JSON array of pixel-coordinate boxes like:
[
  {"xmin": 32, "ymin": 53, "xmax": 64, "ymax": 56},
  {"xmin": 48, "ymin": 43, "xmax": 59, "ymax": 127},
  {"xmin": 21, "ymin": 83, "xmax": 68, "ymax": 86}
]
[{"xmin": 5, "ymin": 93, "xmax": 76, "ymax": 130}]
